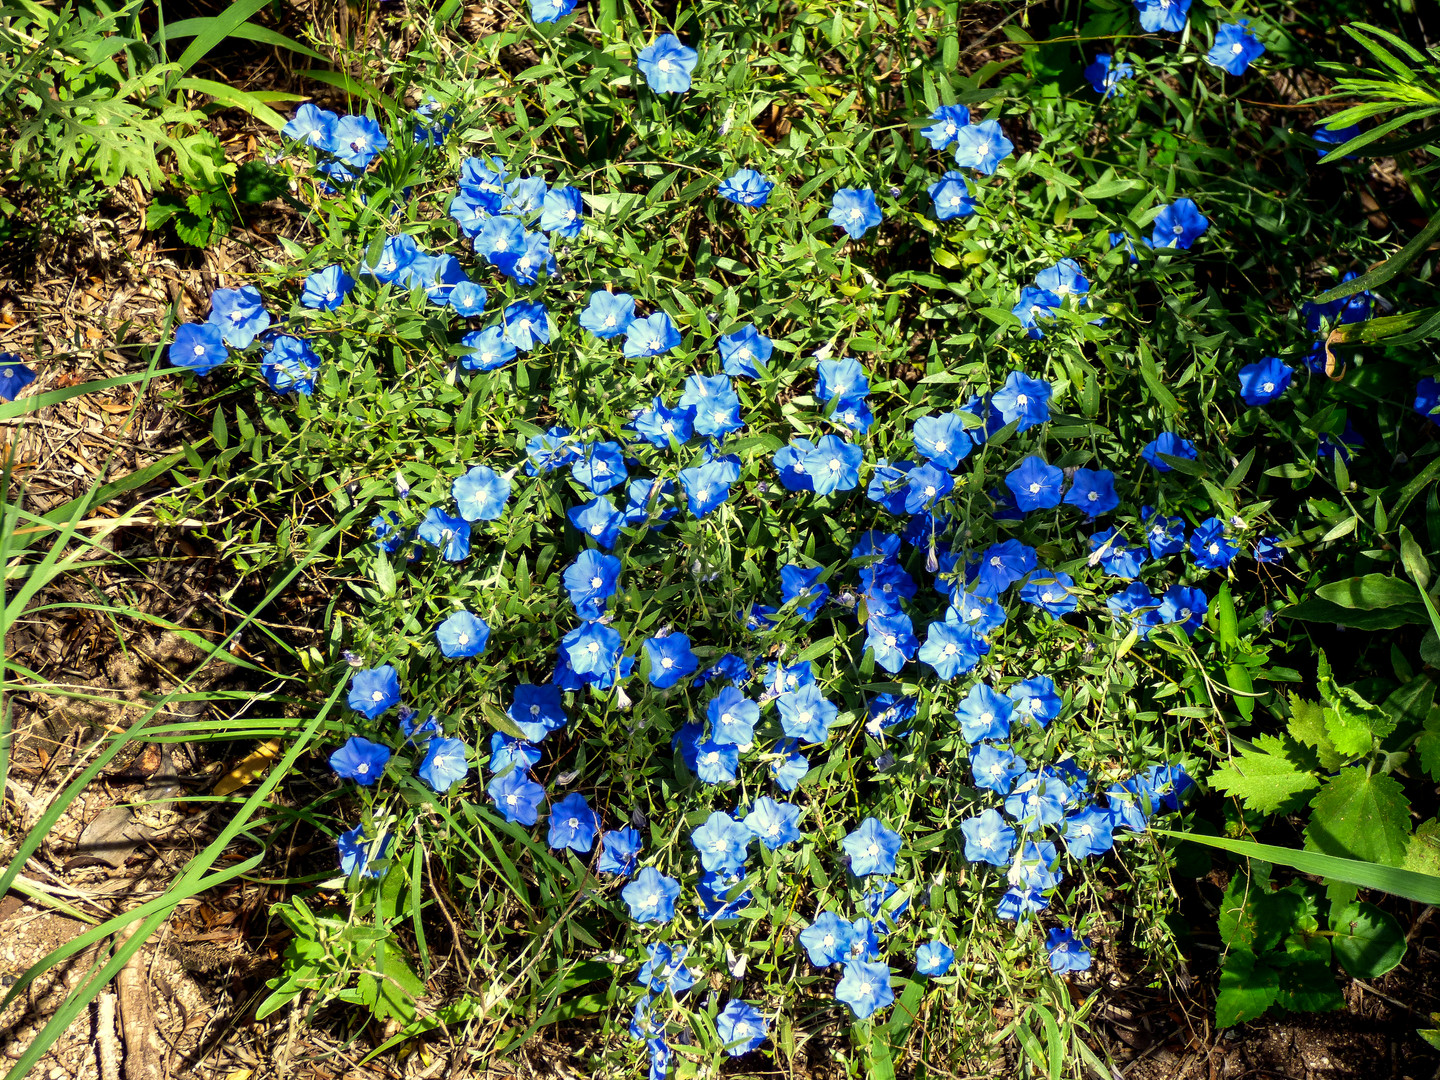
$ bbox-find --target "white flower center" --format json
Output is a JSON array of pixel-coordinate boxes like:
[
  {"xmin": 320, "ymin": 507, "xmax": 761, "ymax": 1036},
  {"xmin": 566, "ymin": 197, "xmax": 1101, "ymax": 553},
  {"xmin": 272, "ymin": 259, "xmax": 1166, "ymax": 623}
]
[
  {"xmin": 506, "ymin": 794, "xmax": 517, "ymax": 805},
  {"xmin": 590, "ymin": 524, "xmax": 604, "ymax": 535},
  {"xmin": 867, "ymin": 843, "xmax": 879, "ymax": 856},
  {"xmin": 849, "ymin": 208, "xmax": 863, "ymax": 221},
  {"xmin": 192, "ymin": 345, "xmax": 205, "ymax": 357},
  {"xmin": 1262, "ymin": 381, "xmax": 1274, "ymax": 393},
  {"xmin": 828, "ymin": 458, "xmax": 842, "ymax": 471},
  {"xmin": 590, "ymin": 575, "xmax": 603, "ymax": 589},
  {"xmin": 1231, "ymin": 42, "xmax": 1244, "ymax": 54},
  {"xmin": 588, "ymin": 642, "xmax": 600, "ymax": 655},
  {"xmin": 943, "ymin": 643, "xmax": 957, "ymax": 656},
  {"xmin": 357, "ymin": 762, "xmax": 369, "ymax": 774},
  {"xmin": 1029, "ymin": 483, "xmax": 1040, "ymax": 494},
  {"xmin": 457, "ymin": 633, "xmax": 470, "ymax": 645},
  {"xmin": 925, "ymin": 485, "xmax": 937, "ymax": 497},
  {"xmin": 604, "ymin": 314, "xmax": 616, "ymax": 327},
  {"xmin": 706, "ymin": 752, "xmax": 720, "ymax": 764},
  {"xmin": 884, "ymin": 635, "xmax": 897, "ymax": 647},
  {"xmin": 1209, "ymin": 543, "xmax": 1219, "ymax": 554},
  {"xmin": 661, "ymin": 657, "xmax": 673, "ymax": 669},
  {"xmin": 371, "ymin": 691, "xmax": 384, "ymax": 702},
  {"xmin": 661, "ymin": 421, "xmax": 673, "ymax": 433},
  {"xmin": 658, "ymin": 58, "xmax": 673, "ymax": 73},
  {"xmin": 567, "ymin": 817, "xmax": 578, "ymax": 829}
]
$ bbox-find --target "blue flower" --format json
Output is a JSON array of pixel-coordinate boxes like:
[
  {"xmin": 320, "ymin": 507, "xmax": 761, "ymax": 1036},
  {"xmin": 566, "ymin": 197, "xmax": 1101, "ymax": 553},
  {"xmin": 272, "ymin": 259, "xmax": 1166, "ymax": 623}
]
[
  {"xmin": 525, "ymin": 427, "xmax": 576, "ymax": 475},
  {"xmin": 1084, "ymin": 54, "xmax": 1134, "ymax": 98},
  {"xmin": 337, "ymin": 821, "xmax": 391, "ymax": 878},
  {"xmin": 1318, "ymin": 421, "xmax": 1364, "ymax": 463},
  {"xmin": 763, "ymin": 660, "xmax": 814, "ymax": 696},
  {"xmin": 694, "ymin": 738, "xmax": 740, "ymax": 783},
  {"xmin": 972, "ymin": 745, "xmax": 1026, "ymax": 794},
  {"xmin": 371, "ymin": 513, "xmax": 409, "ymax": 554},
  {"xmin": 843, "ymin": 817, "xmax": 902, "ymax": 876},
  {"xmin": 459, "ymin": 155, "xmax": 508, "ymax": 205},
  {"xmin": 1134, "ymin": 0, "xmax": 1190, "ymax": 34},
  {"xmin": 961, "ymin": 392, "xmax": 1005, "ymax": 443},
  {"xmin": 1009, "ymin": 676, "xmax": 1063, "ymax": 725},
  {"xmin": 283, "ymin": 103, "xmax": 338, "ymax": 149},
  {"xmin": 1150, "ymin": 198, "xmax": 1209, "ymax": 250},
  {"xmin": 622, "ymin": 866, "xmax": 681, "ymax": 923},
  {"xmin": 815, "ymin": 357, "xmax": 868, "ymax": 403},
  {"xmin": 488, "ymin": 732, "xmax": 540, "ymax": 775},
  {"xmin": 632, "ymin": 398, "xmax": 693, "ymax": 447},
  {"xmin": 828, "ymin": 188, "xmax": 884, "ymax": 239},
  {"xmin": 1107, "ymin": 583, "xmax": 1160, "ymax": 638},
  {"xmin": 992, "ymin": 371, "xmax": 1052, "ymax": 431},
  {"xmin": 1021, "ymin": 569, "xmax": 1078, "ymax": 619},
  {"xmin": 911, "ymin": 412, "xmax": 972, "ymax": 470},
  {"xmin": 836, "ymin": 960, "xmax": 894, "ymax": 1019},
  {"xmin": 719, "ymin": 324, "xmax": 773, "ymax": 378},
  {"xmin": 436, "ymin": 610, "xmax": 491, "ymax": 658},
  {"xmin": 905, "ymin": 463, "xmax": 955, "ymax": 514},
  {"xmin": 801, "ymin": 434, "xmax": 864, "ymax": 495},
  {"xmin": 170, "ymin": 323, "xmax": 228, "ymax": 375},
  {"xmin": 538, "ymin": 185, "xmax": 584, "ymax": 236},
  {"xmin": 547, "ymin": 791, "xmax": 599, "ymax": 852},
  {"xmin": 494, "ymin": 232, "xmax": 555, "ymax": 286},
  {"xmin": 960, "ymin": 807, "xmax": 1017, "ymax": 864},
  {"xmin": 459, "ymin": 326, "xmax": 517, "ymax": 372},
  {"xmin": 453, "ymin": 464, "xmax": 511, "ymax": 521},
  {"xmin": 1046, "ymin": 927, "xmax": 1093, "ymax": 973},
  {"xmin": 417, "ymin": 736, "xmax": 469, "ymax": 793},
  {"xmin": 624, "ymin": 312, "xmax": 682, "ymax": 358},
  {"xmin": 1238, "ymin": 356, "xmax": 1293, "ymax": 406},
  {"xmin": 927, "ymin": 170, "xmax": 976, "ymax": 221},
  {"xmin": 956, "ymin": 684, "xmax": 1014, "ymax": 743},
  {"xmin": 1146, "ymin": 762, "xmax": 1195, "ymax": 809},
  {"xmin": 744, "ymin": 797, "xmax": 802, "ymax": 848},
  {"xmin": 1089, "ymin": 527, "xmax": 1147, "ymax": 579},
  {"xmin": 915, "ymin": 941, "xmax": 955, "ymax": 976},
  {"xmin": 207, "ymin": 285, "xmax": 270, "ymax": 348},
  {"xmin": 562, "ymin": 621, "xmax": 623, "ymax": 680},
  {"xmin": 448, "ymin": 281, "xmax": 487, "ymax": 317},
  {"xmin": 509, "ymin": 684, "xmax": 567, "ymax": 742},
  {"xmin": 1005, "ymin": 456, "xmax": 1065, "ymax": 512},
  {"xmin": 330, "ymin": 736, "xmax": 391, "ymax": 785},
  {"xmin": 1253, "ymin": 536, "xmax": 1284, "ymax": 563},
  {"xmin": 449, "ymin": 192, "xmax": 490, "ymax": 236},
  {"xmin": 406, "ymin": 253, "xmax": 469, "ymax": 303},
  {"xmin": 866, "ymin": 612, "xmax": 918, "ymax": 674},
  {"xmin": 644, "ymin": 633, "xmax": 699, "ymax": 688},
  {"xmin": 1011, "ymin": 286, "xmax": 1061, "ymax": 340},
  {"xmin": 1206, "ymin": 20, "xmax": 1264, "ymax": 76},
  {"xmin": 568, "ymin": 496, "xmax": 626, "ymax": 548},
  {"xmin": 692, "ymin": 810, "xmax": 753, "ymax": 873},
  {"xmin": 1313, "ymin": 121, "xmax": 1363, "ymax": 158},
  {"xmin": 707, "ymin": 686, "xmax": 760, "ymax": 745},
  {"xmin": 949, "ymin": 590, "xmax": 1008, "ymax": 635},
  {"xmin": 1063, "ymin": 468, "xmax": 1118, "ymax": 517},
  {"xmin": 1190, "ymin": 517, "xmax": 1238, "ymax": 570},
  {"xmin": 637, "ymin": 943, "xmax": 695, "ymax": 995},
  {"xmin": 637, "ymin": 34, "xmax": 699, "ymax": 93},
  {"xmin": 1005, "ymin": 772, "xmax": 1071, "ymax": 827},
  {"xmin": 301, "ymin": 265, "xmax": 355, "ymax": 310},
  {"xmin": 503, "ymin": 300, "xmax": 550, "ymax": 350},
  {"xmin": 718, "ymin": 169, "xmax": 774, "ymax": 207},
  {"xmin": 1038, "ymin": 263, "xmax": 1089, "ymax": 306},
  {"xmin": 997, "ymin": 887, "xmax": 1049, "ymax": 921},
  {"xmin": 920, "ymin": 104, "xmax": 971, "ymax": 149},
  {"xmin": 975, "ymin": 539, "xmax": 1037, "ymax": 596},
  {"xmin": 1063, "ymin": 807, "xmax": 1115, "ymax": 859},
  {"xmin": 692, "ymin": 389, "xmax": 745, "ymax": 439},
  {"xmin": 1141, "ymin": 432, "xmax": 1197, "ymax": 472},
  {"xmin": 473, "ymin": 215, "xmax": 525, "ymax": 262},
  {"xmin": 365, "ymin": 235, "xmax": 419, "ymax": 285},
  {"xmin": 776, "ymin": 684, "xmax": 838, "ymax": 744},
  {"xmin": 768, "ymin": 738, "xmax": 809, "ymax": 790},
  {"xmin": 598, "ymin": 827, "xmax": 642, "ymax": 875},
  {"xmin": 0, "ymin": 355, "xmax": 33, "ymax": 404},
  {"xmin": 1012, "ymin": 839, "xmax": 1062, "ymax": 892},
  {"xmin": 779, "ymin": 564, "xmax": 829, "ymax": 621},
  {"xmin": 332, "ymin": 114, "xmax": 388, "ymax": 168},
  {"xmin": 800, "ymin": 911, "xmax": 855, "ymax": 966},
  {"xmin": 952, "ymin": 119, "xmax": 1013, "ymax": 175},
  {"xmin": 1158, "ymin": 584, "xmax": 1208, "ymax": 634},
  {"xmin": 417, "ymin": 507, "xmax": 470, "ymax": 561},
  {"xmin": 501, "ymin": 175, "xmax": 547, "ymax": 217},
  {"xmin": 698, "ymin": 870, "xmax": 753, "ymax": 919},
  {"xmin": 349, "ymin": 665, "xmax": 401, "ymax": 719},
  {"xmin": 579, "ymin": 291, "xmax": 636, "ymax": 339},
  {"xmin": 570, "ymin": 441, "xmax": 627, "ymax": 496},
  {"xmin": 860, "ymin": 561, "xmax": 917, "ymax": 615},
  {"xmin": 714, "ymin": 1000, "xmax": 767, "ymax": 1057},
  {"xmin": 679, "ymin": 459, "xmax": 739, "ymax": 518}
]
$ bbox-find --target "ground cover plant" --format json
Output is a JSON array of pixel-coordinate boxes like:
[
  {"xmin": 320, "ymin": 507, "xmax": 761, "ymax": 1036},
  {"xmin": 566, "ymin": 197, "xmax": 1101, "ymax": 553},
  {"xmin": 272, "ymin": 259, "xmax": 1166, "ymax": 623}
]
[{"xmin": 5, "ymin": 0, "xmax": 1440, "ymax": 1076}]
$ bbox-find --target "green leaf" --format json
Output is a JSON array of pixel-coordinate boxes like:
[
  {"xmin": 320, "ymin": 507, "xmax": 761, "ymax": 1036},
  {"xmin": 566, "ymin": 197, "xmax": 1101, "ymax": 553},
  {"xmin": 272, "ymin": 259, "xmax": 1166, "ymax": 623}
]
[
  {"xmin": 1215, "ymin": 949, "xmax": 1279, "ymax": 1028},
  {"xmin": 1314, "ymin": 574, "xmax": 1422, "ymax": 610},
  {"xmin": 1287, "ymin": 696, "xmax": 1346, "ymax": 771},
  {"xmin": 1318, "ymin": 676, "xmax": 1394, "ymax": 758},
  {"xmin": 1272, "ymin": 936, "xmax": 1343, "ymax": 1014},
  {"xmin": 234, "ymin": 160, "xmax": 289, "ymax": 203},
  {"xmin": 1210, "ymin": 736, "xmax": 1322, "ymax": 813},
  {"xmin": 1331, "ymin": 901, "xmax": 1408, "ymax": 978},
  {"xmin": 1219, "ymin": 871, "xmax": 1303, "ymax": 952},
  {"xmin": 1402, "ymin": 818, "xmax": 1440, "ymax": 876},
  {"xmin": 1305, "ymin": 767, "xmax": 1412, "ymax": 867},
  {"xmin": 1155, "ymin": 829, "xmax": 1440, "ymax": 905},
  {"xmin": 1313, "ymin": 203, "xmax": 1440, "ymax": 304},
  {"xmin": 1280, "ymin": 597, "xmax": 1429, "ymax": 630}
]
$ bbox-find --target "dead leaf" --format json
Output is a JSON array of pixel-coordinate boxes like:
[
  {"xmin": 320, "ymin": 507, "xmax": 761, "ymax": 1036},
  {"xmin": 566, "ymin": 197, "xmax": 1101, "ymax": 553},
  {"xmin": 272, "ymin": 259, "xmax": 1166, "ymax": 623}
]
[{"xmin": 212, "ymin": 740, "xmax": 281, "ymax": 796}]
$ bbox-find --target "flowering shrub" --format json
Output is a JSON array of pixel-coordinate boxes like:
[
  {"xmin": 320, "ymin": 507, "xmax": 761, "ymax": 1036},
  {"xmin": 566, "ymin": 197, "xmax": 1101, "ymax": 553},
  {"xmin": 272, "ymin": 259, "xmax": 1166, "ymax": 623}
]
[{"xmin": 150, "ymin": 0, "xmax": 1440, "ymax": 1071}]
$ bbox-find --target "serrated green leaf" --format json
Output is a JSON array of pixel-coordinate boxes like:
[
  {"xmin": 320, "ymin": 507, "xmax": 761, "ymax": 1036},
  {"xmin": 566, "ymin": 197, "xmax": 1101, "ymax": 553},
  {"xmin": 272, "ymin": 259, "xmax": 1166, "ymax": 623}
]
[
  {"xmin": 1320, "ymin": 677, "xmax": 1394, "ymax": 757},
  {"xmin": 234, "ymin": 159, "xmax": 289, "ymax": 204},
  {"xmin": 1210, "ymin": 737, "xmax": 1321, "ymax": 813},
  {"xmin": 1287, "ymin": 695, "xmax": 1347, "ymax": 770},
  {"xmin": 1216, "ymin": 949, "xmax": 1279, "ymax": 1028},
  {"xmin": 1304, "ymin": 767, "xmax": 1412, "ymax": 866},
  {"xmin": 1402, "ymin": 818, "xmax": 1440, "ymax": 876}
]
